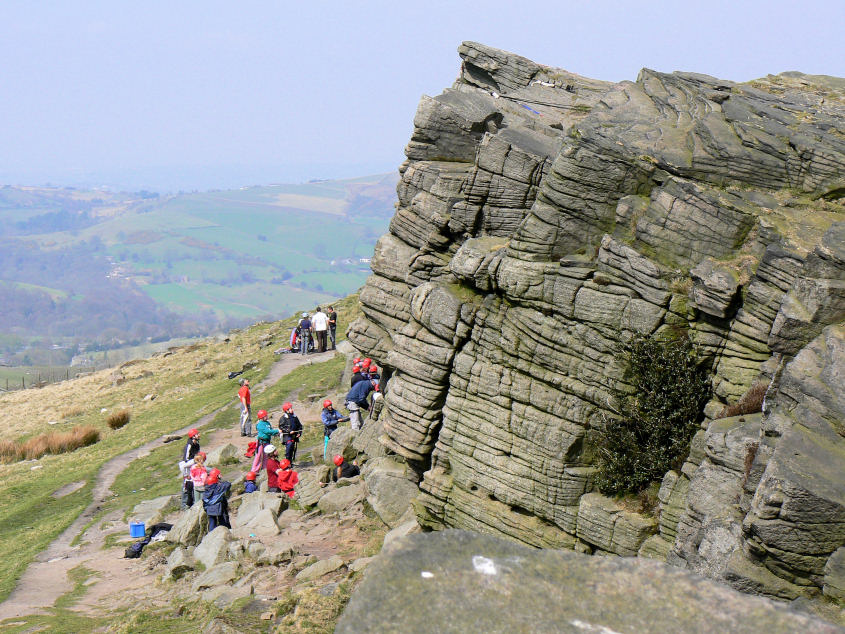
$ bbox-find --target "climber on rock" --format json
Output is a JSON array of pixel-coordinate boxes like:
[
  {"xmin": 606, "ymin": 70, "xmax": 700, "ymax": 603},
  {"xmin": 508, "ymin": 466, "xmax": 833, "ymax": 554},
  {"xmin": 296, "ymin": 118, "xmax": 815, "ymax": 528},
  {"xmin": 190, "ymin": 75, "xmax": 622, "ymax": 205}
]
[
  {"xmin": 202, "ymin": 468, "xmax": 231, "ymax": 532},
  {"xmin": 321, "ymin": 399, "xmax": 349, "ymax": 458},
  {"xmin": 331, "ymin": 454, "xmax": 360, "ymax": 482}
]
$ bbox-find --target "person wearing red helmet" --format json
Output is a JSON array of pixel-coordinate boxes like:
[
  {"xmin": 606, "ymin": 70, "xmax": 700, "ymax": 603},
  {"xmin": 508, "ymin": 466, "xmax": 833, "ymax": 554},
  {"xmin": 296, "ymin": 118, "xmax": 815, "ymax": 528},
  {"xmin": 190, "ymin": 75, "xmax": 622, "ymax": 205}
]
[
  {"xmin": 253, "ymin": 409, "xmax": 279, "ymax": 473},
  {"xmin": 202, "ymin": 467, "xmax": 231, "ymax": 532},
  {"xmin": 351, "ymin": 364, "xmax": 366, "ymax": 387},
  {"xmin": 331, "ymin": 454, "xmax": 360, "ymax": 482},
  {"xmin": 321, "ymin": 400, "xmax": 348, "ymax": 439},
  {"xmin": 238, "ymin": 378, "xmax": 252, "ymax": 437},
  {"xmin": 244, "ymin": 470, "xmax": 258, "ymax": 494},
  {"xmin": 279, "ymin": 402, "xmax": 303, "ymax": 463},
  {"xmin": 276, "ymin": 458, "xmax": 299, "ymax": 499}
]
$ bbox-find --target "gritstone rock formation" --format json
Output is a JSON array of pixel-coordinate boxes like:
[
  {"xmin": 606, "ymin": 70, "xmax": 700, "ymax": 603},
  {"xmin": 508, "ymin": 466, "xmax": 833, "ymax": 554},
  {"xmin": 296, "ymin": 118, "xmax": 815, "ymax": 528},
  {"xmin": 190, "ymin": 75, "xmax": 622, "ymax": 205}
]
[{"xmin": 348, "ymin": 41, "xmax": 845, "ymax": 603}]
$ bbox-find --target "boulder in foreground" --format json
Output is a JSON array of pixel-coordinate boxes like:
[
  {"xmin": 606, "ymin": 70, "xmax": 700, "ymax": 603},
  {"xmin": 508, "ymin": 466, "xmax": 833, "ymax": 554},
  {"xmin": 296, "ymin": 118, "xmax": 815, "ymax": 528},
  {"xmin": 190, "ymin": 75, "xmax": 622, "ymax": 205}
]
[{"xmin": 336, "ymin": 530, "xmax": 839, "ymax": 634}]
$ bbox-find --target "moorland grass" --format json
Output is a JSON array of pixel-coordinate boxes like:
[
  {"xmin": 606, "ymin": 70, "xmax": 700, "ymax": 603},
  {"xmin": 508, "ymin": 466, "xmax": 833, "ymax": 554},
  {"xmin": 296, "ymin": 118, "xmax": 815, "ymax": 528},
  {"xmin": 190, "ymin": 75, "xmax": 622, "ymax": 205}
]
[{"xmin": 0, "ymin": 321, "xmax": 282, "ymax": 602}]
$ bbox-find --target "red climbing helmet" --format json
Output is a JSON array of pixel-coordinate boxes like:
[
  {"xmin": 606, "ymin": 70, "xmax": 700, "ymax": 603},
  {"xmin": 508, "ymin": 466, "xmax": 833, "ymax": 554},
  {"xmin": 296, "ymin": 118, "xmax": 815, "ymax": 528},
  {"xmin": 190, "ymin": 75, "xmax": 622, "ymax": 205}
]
[
  {"xmin": 196, "ymin": 451, "xmax": 207, "ymax": 460},
  {"xmin": 283, "ymin": 402, "xmax": 293, "ymax": 412},
  {"xmin": 188, "ymin": 428, "xmax": 199, "ymax": 438},
  {"xmin": 362, "ymin": 358, "xmax": 372, "ymax": 368},
  {"xmin": 352, "ymin": 366, "xmax": 360, "ymax": 373},
  {"xmin": 333, "ymin": 455, "xmax": 344, "ymax": 466},
  {"xmin": 353, "ymin": 357, "xmax": 360, "ymax": 364},
  {"xmin": 279, "ymin": 459, "xmax": 291, "ymax": 469},
  {"xmin": 257, "ymin": 409, "xmax": 268, "ymax": 420},
  {"xmin": 206, "ymin": 468, "xmax": 221, "ymax": 484},
  {"xmin": 370, "ymin": 365, "xmax": 378, "ymax": 374},
  {"xmin": 323, "ymin": 399, "xmax": 332, "ymax": 409},
  {"xmin": 245, "ymin": 471, "xmax": 256, "ymax": 481}
]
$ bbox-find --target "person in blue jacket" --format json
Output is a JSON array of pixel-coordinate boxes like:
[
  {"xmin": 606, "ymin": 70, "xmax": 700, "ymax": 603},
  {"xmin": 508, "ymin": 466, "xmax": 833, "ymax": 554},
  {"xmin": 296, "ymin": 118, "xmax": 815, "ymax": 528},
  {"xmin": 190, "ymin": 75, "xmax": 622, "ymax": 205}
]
[
  {"xmin": 202, "ymin": 468, "xmax": 231, "ymax": 532},
  {"xmin": 321, "ymin": 399, "xmax": 348, "ymax": 439},
  {"xmin": 346, "ymin": 377, "xmax": 377, "ymax": 431}
]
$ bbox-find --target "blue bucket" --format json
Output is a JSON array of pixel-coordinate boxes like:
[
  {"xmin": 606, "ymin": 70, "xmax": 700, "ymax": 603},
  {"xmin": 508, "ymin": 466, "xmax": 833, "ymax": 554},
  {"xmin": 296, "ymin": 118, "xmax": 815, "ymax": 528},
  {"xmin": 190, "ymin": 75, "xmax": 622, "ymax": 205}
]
[{"xmin": 129, "ymin": 522, "xmax": 145, "ymax": 538}]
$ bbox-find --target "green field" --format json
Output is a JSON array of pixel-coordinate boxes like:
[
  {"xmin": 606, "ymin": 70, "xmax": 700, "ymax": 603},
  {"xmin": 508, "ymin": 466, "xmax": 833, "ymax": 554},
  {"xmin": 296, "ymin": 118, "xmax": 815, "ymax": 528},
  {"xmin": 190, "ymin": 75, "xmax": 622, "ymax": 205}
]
[{"xmin": 0, "ymin": 175, "xmax": 393, "ymax": 358}]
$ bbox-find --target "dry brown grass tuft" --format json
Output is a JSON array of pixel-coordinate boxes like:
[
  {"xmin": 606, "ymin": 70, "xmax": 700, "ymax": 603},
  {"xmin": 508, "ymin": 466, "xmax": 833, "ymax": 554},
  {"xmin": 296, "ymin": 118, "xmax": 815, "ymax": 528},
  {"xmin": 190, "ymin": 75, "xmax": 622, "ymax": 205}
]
[
  {"xmin": 719, "ymin": 381, "xmax": 768, "ymax": 418},
  {"xmin": 106, "ymin": 409, "xmax": 131, "ymax": 430},
  {"xmin": 0, "ymin": 425, "xmax": 101, "ymax": 463},
  {"xmin": 60, "ymin": 405, "xmax": 85, "ymax": 419},
  {"xmin": 0, "ymin": 440, "xmax": 21, "ymax": 462}
]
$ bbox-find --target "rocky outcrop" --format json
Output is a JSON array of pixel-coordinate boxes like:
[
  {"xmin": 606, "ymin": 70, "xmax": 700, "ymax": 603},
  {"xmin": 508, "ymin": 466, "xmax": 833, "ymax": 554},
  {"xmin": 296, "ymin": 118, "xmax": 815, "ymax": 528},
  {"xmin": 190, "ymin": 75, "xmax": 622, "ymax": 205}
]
[
  {"xmin": 337, "ymin": 530, "xmax": 839, "ymax": 633},
  {"xmin": 348, "ymin": 41, "xmax": 845, "ymax": 602}
]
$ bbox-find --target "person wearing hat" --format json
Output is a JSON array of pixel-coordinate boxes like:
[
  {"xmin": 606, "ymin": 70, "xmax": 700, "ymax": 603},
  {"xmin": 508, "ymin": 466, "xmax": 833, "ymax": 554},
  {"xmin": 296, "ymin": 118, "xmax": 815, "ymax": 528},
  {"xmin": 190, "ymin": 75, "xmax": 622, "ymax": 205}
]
[
  {"xmin": 244, "ymin": 471, "xmax": 258, "ymax": 494},
  {"xmin": 253, "ymin": 409, "xmax": 279, "ymax": 472},
  {"xmin": 298, "ymin": 312, "xmax": 312, "ymax": 356},
  {"xmin": 264, "ymin": 444, "xmax": 282, "ymax": 492},
  {"xmin": 321, "ymin": 399, "xmax": 349, "ymax": 458},
  {"xmin": 202, "ymin": 468, "xmax": 231, "ymax": 532},
  {"xmin": 238, "ymin": 378, "xmax": 252, "ymax": 437},
  {"xmin": 276, "ymin": 459, "xmax": 299, "ymax": 498},
  {"xmin": 350, "ymin": 364, "xmax": 366, "ymax": 387},
  {"xmin": 279, "ymin": 402, "xmax": 303, "ymax": 463},
  {"xmin": 345, "ymin": 375, "xmax": 378, "ymax": 431},
  {"xmin": 331, "ymin": 455, "xmax": 360, "ymax": 482}
]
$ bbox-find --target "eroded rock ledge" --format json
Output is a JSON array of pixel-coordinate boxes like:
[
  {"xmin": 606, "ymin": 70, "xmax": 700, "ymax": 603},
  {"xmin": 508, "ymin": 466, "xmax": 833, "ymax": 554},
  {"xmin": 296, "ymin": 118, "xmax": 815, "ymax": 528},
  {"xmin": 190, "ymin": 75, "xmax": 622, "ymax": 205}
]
[{"xmin": 348, "ymin": 41, "xmax": 845, "ymax": 603}]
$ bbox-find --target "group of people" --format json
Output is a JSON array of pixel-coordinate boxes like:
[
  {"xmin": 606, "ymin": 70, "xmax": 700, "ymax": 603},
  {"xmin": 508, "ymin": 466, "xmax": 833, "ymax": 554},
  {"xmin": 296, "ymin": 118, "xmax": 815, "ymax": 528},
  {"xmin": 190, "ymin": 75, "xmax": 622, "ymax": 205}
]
[
  {"xmin": 179, "ymin": 429, "xmax": 232, "ymax": 531},
  {"xmin": 176, "ymin": 346, "xmax": 386, "ymax": 535},
  {"xmin": 294, "ymin": 306, "xmax": 337, "ymax": 355}
]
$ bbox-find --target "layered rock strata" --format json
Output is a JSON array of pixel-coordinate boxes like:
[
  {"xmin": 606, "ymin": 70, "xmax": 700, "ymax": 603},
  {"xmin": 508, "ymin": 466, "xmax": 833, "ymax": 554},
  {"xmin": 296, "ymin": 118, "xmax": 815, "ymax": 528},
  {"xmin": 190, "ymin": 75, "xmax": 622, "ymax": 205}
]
[{"xmin": 348, "ymin": 41, "xmax": 845, "ymax": 601}]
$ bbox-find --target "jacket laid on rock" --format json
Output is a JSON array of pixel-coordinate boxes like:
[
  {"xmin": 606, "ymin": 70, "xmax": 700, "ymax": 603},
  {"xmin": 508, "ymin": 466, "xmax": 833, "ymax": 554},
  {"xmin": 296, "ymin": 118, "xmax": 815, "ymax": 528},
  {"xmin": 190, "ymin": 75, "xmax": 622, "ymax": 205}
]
[
  {"xmin": 202, "ymin": 481, "xmax": 231, "ymax": 516},
  {"xmin": 256, "ymin": 419, "xmax": 279, "ymax": 443}
]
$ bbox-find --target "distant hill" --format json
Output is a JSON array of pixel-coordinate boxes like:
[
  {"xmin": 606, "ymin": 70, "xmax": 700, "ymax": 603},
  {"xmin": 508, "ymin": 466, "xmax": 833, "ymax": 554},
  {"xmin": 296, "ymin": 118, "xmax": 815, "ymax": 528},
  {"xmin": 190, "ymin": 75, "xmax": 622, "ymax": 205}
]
[{"xmin": 0, "ymin": 174, "xmax": 396, "ymax": 363}]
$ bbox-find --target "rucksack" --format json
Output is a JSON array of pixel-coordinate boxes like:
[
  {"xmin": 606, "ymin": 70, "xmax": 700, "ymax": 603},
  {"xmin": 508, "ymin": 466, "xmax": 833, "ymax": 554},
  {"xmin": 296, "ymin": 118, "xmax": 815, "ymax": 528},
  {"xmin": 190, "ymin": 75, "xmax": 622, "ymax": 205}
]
[{"xmin": 124, "ymin": 539, "xmax": 148, "ymax": 559}]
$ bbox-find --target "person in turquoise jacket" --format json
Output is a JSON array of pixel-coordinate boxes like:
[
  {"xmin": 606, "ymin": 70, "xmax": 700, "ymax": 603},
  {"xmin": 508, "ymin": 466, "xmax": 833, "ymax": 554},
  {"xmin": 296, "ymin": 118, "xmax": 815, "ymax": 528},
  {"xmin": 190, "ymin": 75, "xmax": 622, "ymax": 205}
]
[{"xmin": 253, "ymin": 409, "xmax": 279, "ymax": 472}]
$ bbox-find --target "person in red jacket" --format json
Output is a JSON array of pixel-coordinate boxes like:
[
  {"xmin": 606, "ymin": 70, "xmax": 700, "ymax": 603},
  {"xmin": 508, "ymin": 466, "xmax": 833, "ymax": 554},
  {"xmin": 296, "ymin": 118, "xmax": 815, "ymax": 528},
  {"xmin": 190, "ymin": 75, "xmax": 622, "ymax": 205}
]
[
  {"xmin": 276, "ymin": 459, "xmax": 299, "ymax": 499},
  {"xmin": 264, "ymin": 444, "xmax": 281, "ymax": 492},
  {"xmin": 238, "ymin": 379, "xmax": 252, "ymax": 436}
]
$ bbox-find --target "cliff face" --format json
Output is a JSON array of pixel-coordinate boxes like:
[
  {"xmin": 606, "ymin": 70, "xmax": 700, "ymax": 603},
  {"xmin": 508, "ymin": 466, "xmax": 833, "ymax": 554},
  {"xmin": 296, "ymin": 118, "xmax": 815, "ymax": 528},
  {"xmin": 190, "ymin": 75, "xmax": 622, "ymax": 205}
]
[{"xmin": 348, "ymin": 42, "xmax": 845, "ymax": 601}]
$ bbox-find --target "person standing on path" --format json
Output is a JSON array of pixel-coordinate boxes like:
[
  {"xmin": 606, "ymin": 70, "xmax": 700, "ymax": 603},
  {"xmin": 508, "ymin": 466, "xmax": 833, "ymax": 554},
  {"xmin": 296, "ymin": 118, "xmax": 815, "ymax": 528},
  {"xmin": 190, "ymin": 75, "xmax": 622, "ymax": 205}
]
[
  {"xmin": 312, "ymin": 306, "xmax": 329, "ymax": 353},
  {"xmin": 321, "ymin": 399, "xmax": 348, "ymax": 457},
  {"xmin": 253, "ymin": 409, "xmax": 279, "ymax": 472},
  {"xmin": 298, "ymin": 313, "xmax": 313, "ymax": 356},
  {"xmin": 328, "ymin": 306, "xmax": 338, "ymax": 350},
  {"xmin": 238, "ymin": 379, "xmax": 252, "ymax": 436},
  {"xmin": 279, "ymin": 402, "xmax": 303, "ymax": 463}
]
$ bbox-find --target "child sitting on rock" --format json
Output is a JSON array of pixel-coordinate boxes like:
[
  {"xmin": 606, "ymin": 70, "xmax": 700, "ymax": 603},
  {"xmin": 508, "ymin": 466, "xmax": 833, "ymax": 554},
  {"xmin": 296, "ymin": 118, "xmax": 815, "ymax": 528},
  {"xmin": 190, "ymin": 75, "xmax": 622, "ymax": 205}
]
[
  {"xmin": 276, "ymin": 459, "xmax": 299, "ymax": 499},
  {"xmin": 331, "ymin": 454, "xmax": 360, "ymax": 482},
  {"xmin": 244, "ymin": 471, "xmax": 258, "ymax": 494},
  {"xmin": 190, "ymin": 451, "xmax": 208, "ymax": 504},
  {"xmin": 202, "ymin": 468, "xmax": 231, "ymax": 532}
]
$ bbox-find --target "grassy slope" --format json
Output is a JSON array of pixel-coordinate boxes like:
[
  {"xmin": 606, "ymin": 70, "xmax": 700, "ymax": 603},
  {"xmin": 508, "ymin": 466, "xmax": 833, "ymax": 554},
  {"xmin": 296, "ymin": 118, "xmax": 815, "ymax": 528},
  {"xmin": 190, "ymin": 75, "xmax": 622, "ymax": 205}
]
[{"xmin": 0, "ymin": 293, "xmax": 360, "ymax": 603}]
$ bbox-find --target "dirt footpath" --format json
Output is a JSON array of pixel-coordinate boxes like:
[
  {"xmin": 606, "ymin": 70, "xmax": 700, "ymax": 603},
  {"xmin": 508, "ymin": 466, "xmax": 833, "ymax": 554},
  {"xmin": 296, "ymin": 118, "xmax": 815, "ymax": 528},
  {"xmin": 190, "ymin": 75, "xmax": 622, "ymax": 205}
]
[{"xmin": 0, "ymin": 349, "xmax": 339, "ymax": 621}]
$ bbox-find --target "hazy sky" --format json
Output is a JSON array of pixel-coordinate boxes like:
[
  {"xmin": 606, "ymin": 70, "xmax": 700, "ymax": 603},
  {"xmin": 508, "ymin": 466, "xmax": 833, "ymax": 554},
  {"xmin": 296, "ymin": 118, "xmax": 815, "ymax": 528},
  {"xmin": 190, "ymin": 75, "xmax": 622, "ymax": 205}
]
[{"xmin": 1, "ymin": 1, "xmax": 842, "ymax": 191}]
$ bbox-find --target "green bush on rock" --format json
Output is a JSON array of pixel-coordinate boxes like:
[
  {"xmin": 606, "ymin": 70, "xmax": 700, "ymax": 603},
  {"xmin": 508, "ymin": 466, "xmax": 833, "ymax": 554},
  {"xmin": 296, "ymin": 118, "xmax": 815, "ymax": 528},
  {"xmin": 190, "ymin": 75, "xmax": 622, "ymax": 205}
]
[{"xmin": 595, "ymin": 335, "xmax": 711, "ymax": 496}]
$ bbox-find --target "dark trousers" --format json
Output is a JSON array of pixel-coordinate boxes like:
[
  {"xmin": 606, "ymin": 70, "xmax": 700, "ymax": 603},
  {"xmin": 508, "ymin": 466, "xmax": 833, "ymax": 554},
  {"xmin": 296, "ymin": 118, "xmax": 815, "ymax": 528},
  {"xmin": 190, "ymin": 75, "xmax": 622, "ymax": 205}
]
[
  {"xmin": 181, "ymin": 480, "xmax": 194, "ymax": 509},
  {"xmin": 329, "ymin": 327, "xmax": 336, "ymax": 349},
  {"xmin": 316, "ymin": 330, "xmax": 327, "ymax": 352},
  {"xmin": 208, "ymin": 512, "xmax": 230, "ymax": 532},
  {"xmin": 285, "ymin": 440, "xmax": 298, "ymax": 462}
]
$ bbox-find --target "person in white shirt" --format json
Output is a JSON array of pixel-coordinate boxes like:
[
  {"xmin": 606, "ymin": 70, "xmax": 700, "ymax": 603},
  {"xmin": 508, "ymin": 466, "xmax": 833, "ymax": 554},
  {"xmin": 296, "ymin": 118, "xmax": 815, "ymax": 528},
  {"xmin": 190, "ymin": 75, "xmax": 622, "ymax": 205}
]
[{"xmin": 312, "ymin": 307, "xmax": 329, "ymax": 352}]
